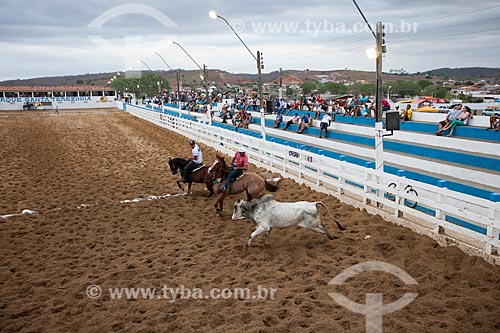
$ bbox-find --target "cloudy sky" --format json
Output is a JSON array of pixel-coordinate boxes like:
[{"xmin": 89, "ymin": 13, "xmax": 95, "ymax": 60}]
[{"xmin": 1, "ymin": 0, "xmax": 499, "ymax": 81}]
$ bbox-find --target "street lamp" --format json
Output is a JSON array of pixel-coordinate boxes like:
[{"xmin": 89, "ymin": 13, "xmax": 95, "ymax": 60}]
[
  {"xmin": 137, "ymin": 59, "xmax": 153, "ymax": 72},
  {"xmin": 209, "ymin": 9, "xmax": 266, "ymax": 140},
  {"xmin": 388, "ymin": 85, "xmax": 392, "ymax": 100},
  {"xmin": 353, "ymin": 0, "xmax": 390, "ymax": 207},
  {"xmin": 167, "ymin": 40, "xmax": 209, "ymax": 109},
  {"xmin": 151, "ymin": 51, "xmax": 182, "ymax": 108}
]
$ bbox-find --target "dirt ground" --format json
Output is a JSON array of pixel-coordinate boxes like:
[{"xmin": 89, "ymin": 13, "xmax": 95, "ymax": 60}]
[{"xmin": 1, "ymin": 109, "xmax": 499, "ymax": 333}]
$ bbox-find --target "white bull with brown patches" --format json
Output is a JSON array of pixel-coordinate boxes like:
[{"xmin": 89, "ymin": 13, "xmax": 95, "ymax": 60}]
[{"xmin": 232, "ymin": 194, "xmax": 345, "ymax": 251}]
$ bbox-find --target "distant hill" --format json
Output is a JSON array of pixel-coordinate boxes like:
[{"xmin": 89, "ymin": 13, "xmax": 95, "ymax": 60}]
[
  {"xmin": 419, "ymin": 67, "xmax": 500, "ymax": 79},
  {"xmin": 2, "ymin": 67, "xmax": 498, "ymax": 88}
]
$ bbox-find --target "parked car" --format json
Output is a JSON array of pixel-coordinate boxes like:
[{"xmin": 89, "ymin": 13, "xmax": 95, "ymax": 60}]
[
  {"xmin": 436, "ymin": 105, "xmax": 452, "ymax": 113},
  {"xmin": 483, "ymin": 106, "xmax": 500, "ymax": 116}
]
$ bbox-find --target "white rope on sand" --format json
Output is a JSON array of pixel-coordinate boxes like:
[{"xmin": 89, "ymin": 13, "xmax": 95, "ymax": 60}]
[
  {"xmin": 120, "ymin": 193, "xmax": 186, "ymax": 204},
  {"xmin": 1, "ymin": 192, "xmax": 186, "ymax": 219},
  {"xmin": 0, "ymin": 209, "xmax": 38, "ymax": 219}
]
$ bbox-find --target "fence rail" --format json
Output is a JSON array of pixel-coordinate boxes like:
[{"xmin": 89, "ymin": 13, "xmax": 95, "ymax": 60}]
[{"xmin": 123, "ymin": 102, "xmax": 500, "ymax": 265}]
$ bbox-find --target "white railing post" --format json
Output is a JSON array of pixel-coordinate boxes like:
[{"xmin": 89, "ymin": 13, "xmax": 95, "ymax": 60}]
[
  {"xmin": 486, "ymin": 193, "xmax": 500, "ymax": 255},
  {"xmin": 364, "ymin": 162, "xmax": 375, "ymax": 205},
  {"xmin": 435, "ymin": 180, "xmax": 448, "ymax": 235},
  {"xmin": 317, "ymin": 150, "xmax": 324, "ymax": 187},
  {"xmin": 395, "ymin": 170, "xmax": 405, "ymax": 217},
  {"xmin": 338, "ymin": 155, "xmax": 346, "ymax": 195}
]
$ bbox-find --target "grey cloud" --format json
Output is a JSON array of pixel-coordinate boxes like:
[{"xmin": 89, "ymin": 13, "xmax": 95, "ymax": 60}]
[{"xmin": 0, "ymin": 0, "xmax": 499, "ymax": 80}]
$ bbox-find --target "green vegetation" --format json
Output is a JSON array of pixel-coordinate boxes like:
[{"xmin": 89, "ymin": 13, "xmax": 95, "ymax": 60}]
[
  {"xmin": 300, "ymin": 82, "xmax": 316, "ymax": 94},
  {"xmin": 110, "ymin": 73, "xmax": 170, "ymax": 98}
]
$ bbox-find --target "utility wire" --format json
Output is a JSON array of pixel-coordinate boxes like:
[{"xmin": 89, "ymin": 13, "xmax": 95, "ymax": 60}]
[{"xmin": 412, "ymin": 4, "xmax": 500, "ymax": 23}]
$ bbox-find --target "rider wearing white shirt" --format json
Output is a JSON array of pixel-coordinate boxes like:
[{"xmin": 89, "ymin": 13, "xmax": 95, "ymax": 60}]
[{"xmin": 183, "ymin": 140, "xmax": 203, "ymax": 182}]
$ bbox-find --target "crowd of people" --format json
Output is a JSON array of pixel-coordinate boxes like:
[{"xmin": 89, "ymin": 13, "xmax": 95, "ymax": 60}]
[{"xmin": 136, "ymin": 89, "xmax": 499, "ymax": 138}]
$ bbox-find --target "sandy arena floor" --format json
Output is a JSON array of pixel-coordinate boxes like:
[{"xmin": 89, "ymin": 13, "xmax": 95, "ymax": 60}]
[{"xmin": 1, "ymin": 109, "xmax": 499, "ymax": 333}]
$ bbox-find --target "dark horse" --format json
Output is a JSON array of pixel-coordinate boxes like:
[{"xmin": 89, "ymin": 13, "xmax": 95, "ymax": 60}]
[
  {"xmin": 208, "ymin": 154, "xmax": 280, "ymax": 215},
  {"xmin": 168, "ymin": 157, "xmax": 215, "ymax": 197}
]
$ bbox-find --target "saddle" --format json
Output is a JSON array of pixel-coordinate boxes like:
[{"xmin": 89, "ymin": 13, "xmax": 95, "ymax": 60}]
[{"xmin": 192, "ymin": 164, "xmax": 204, "ymax": 173}]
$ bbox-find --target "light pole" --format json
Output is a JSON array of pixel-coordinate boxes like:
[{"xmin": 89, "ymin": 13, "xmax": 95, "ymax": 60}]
[
  {"xmin": 137, "ymin": 59, "xmax": 153, "ymax": 72},
  {"xmin": 209, "ymin": 9, "xmax": 266, "ymax": 140},
  {"xmin": 353, "ymin": 0, "xmax": 389, "ymax": 206},
  {"xmin": 151, "ymin": 51, "xmax": 182, "ymax": 108},
  {"xmin": 167, "ymin": 40, "xmax": 210, "ymax": 109}
]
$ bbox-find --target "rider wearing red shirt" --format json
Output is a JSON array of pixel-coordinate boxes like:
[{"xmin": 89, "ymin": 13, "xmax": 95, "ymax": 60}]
[{"xmin": 219, "ymin": 148, "xmax": 248, "ymax": 192}]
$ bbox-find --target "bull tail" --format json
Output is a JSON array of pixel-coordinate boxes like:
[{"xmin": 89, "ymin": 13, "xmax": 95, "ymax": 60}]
[
  {"xmin": 264, "ymin": 178, "xmax": 280, "ymax": 192},
  {"xmin": 317, "ymin": 202, "xmax": 346, "ymax": 231}
]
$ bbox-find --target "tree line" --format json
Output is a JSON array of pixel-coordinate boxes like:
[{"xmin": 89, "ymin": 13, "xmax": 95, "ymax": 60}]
[{"xmin": 299, "ymin": 79, "xmax": 451, "ymax": 99}]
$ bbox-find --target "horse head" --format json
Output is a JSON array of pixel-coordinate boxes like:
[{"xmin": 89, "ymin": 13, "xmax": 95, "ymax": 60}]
[
  {"xmin": 209, "ymin": 154, "xmax": 228, "ymax": 178},
  {"xmin": 168, "ymin": 157, "xmax": 178, "ymax": 175},
  {"xmin": 169, "ymin": 157, "xmax": 187, "ymax": 175}
]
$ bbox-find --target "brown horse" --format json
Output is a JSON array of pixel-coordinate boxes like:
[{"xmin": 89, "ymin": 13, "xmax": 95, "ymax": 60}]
[
  {"xmin": 208, "ymin": 154, "xmax": 280, "ymax": 215},
  {"xmin": 168, "ymin": 157, "xmax": 214, "ymax": 197}
]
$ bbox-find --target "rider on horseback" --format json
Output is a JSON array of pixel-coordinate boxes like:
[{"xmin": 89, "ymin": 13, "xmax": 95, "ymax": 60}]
[
  {"xmin": 183, "ymin": 140, "xmax": 203, "ymax": 183},
  {"xmin": 219, "ymin": 148, "xmax": 248, "ymax": 193}
]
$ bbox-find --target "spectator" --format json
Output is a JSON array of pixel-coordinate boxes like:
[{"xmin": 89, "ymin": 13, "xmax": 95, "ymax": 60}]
[
  {"xmin": 382, "ymin": 98, "xmax": 391, "ymax": 111},
  {"xmin": 297, "ymin": 113, "xmax": 312, "ymax": 134},
  {"xmin": 435, "ymin": 104, "xmax": 462, "ymax": 135},
  {"xmin": 359, "ymin": 93, "xmax": 369, "ymax": 104},
  {"xmin": 319, "ymin": 112, "xmax": 332, "ymax": 138},
  {"xmin": 360, "ymin": 104, "xmax": 370, "ymax": 117},
  {"xmin": 284, "ymin": 99, "xmax": 299, "ymax": 115},
  {"xmin": 283, "ymin": 113, "xmax": 300, "ymax": 130},
  {"xmin": 233, "ymin": 109, "xmax": 244, "ymax": 127},
  {"xmin": 346, "ymin": 94, "xmax": 358, "ymax": 115},
  {"xmin": 238, "ymin": 110, "xmax": 252, "ymax": 129},
  {"xmin": 401, "ymin": 104, "xmax": 412, "ymax": 122},
  {"xmin": 436, "ymin": 106, "xmax": 473, "ymax": 137},
  {"xmin": 486, "ymin": 114, "xmax": 500, "ymax": 131},
  {"xmin": 312, "ymin": 102, "xmax": 321, "ymax": 120},
  {"xmin": 274, "ymin": 113, "xmax": 283, "ymax": 128}
]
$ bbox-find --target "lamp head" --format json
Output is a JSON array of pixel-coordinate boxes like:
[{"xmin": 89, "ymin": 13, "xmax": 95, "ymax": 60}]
[
  {"xmin": 208, "ymin": 10, "xmax": 218, "ymax": 20},
  {"xmin": 366, "ymin": 47, "xmax": 377, "ymax": 60}
]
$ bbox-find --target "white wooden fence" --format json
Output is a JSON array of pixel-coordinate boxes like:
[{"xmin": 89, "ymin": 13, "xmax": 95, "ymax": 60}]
[{"xmin": 124, "ymin": 103, "xmax": 500, "ymax": 265}]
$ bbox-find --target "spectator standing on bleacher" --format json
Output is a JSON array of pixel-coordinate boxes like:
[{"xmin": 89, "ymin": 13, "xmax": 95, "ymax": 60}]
[{"xmin": 319, "ymin": 113, "xmax": 332, "ymax": 138}]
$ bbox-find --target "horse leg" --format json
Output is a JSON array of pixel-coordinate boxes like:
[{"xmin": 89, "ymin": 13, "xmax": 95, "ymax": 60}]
[
  {"xmin": 206, "ymin": 178, "xmax": 214, "ymax": 198},
  {"xmin": 214, "ymin": 193, "xmax": 226, "ymax": 216},
  {"xmin": 177, "ymin": 180, "xmax": 184, "ymax": 192},
  {"xmin": 245, "ymin": 190, "xmax": 253, "ymax": 202},
  {"xmin": 187, "ymin": 181, "xmax": 192, "ymax": 195}
]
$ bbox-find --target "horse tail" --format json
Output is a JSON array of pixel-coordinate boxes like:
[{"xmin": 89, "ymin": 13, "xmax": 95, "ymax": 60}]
[
  {"xmin": 316, "ymin": 202, "xmax": 346, "ymax": 231},
  {"xmin": 264, "ymin": 178, "xmax": 280, "ymax": 192}
]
